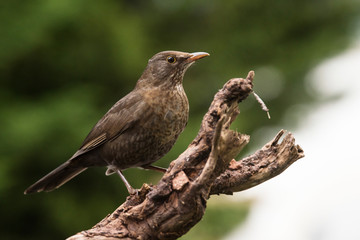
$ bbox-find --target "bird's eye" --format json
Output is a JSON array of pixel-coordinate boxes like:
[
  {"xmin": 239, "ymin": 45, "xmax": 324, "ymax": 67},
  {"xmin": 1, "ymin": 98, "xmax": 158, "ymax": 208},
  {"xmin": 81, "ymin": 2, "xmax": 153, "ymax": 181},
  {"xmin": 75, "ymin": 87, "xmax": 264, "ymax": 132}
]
[{"xmin": 166, "ymin": 56, "xmax": 176, "ymax": 63}]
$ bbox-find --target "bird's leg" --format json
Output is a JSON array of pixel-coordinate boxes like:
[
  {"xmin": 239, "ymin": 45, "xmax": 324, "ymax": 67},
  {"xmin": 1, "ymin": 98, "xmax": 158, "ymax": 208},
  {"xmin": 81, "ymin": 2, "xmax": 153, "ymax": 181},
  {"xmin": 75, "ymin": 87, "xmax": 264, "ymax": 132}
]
[
  {"xmin": 116, "ymin": 170, "xmax": 137, "ymax": 195},
  {"xmin": 141, "ymin": 165, "xmax": 167, "ymax": 173}
]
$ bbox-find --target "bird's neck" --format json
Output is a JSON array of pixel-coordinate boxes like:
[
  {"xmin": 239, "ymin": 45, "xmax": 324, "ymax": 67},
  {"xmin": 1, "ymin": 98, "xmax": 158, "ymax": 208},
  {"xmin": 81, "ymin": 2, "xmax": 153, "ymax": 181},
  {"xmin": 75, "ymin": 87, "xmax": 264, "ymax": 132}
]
[{"xmin": 136, "ymin": 71, "xmax": 185, "ymax": 91}]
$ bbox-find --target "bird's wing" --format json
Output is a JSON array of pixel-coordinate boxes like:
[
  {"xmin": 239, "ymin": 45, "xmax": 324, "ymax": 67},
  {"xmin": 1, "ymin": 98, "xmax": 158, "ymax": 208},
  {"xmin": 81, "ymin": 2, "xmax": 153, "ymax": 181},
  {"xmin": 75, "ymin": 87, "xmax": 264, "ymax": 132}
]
[{"xmin": 70, "ymin": 91, "xmax": 147, "ymax": 160}]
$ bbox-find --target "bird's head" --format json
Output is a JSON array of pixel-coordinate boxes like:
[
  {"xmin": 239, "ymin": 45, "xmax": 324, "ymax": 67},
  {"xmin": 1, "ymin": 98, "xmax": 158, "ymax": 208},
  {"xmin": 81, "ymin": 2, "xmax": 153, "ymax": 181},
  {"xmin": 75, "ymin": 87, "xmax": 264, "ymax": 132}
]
[{"xmin": 137, "ymin": 51, "xmax": 209, "ymax": 89}]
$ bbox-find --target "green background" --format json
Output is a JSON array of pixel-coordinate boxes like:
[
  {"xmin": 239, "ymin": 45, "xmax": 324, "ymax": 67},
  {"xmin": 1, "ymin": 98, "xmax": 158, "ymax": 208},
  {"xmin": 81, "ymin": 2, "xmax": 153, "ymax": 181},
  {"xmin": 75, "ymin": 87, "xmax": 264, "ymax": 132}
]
[{"xmin": 1, "ymin": 0, "xmax": 359, "ymax": 239}]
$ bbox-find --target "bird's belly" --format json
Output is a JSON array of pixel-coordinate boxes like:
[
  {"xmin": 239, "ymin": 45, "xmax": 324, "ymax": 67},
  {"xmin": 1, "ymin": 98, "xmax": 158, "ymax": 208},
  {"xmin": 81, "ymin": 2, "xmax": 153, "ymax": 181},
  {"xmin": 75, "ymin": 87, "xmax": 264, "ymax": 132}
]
[
  {"xmin": 100, "ymin": 112, "xmax": 187, "ymax": 169},
  {"xmin": 100, "ymin": 88, "xmax": 189, "ymax": 170}
]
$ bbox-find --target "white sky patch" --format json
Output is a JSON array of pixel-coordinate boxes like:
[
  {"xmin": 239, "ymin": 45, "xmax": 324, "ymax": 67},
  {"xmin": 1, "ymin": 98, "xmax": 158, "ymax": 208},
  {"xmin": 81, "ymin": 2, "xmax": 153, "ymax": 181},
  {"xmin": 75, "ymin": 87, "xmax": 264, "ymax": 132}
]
[{"xmin": 224, "ymin": 41, "xmax": 360, "ymax": 240}]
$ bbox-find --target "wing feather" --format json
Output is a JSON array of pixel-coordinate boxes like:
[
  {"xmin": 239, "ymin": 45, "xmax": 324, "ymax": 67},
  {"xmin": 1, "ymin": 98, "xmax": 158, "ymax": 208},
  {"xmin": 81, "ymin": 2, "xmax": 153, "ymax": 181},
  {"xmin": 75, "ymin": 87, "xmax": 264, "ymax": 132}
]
[{"xmin": 70, "ymin": 91, "xmax": 146, "ymax": 160}]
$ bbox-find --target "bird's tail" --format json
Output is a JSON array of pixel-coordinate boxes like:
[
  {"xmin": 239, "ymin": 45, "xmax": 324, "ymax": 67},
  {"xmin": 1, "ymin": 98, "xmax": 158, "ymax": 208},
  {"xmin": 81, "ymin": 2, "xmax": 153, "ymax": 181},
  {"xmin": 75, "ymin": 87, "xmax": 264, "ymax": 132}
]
[{"xmin": 24, "ymin": 160, "xmax": 87, "ymax": 194}]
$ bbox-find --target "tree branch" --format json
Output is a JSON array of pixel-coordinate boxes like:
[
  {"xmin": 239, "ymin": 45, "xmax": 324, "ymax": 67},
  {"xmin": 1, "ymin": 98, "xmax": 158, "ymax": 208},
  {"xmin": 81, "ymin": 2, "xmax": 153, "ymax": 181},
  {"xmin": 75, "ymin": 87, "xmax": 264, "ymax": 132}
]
[{"xmin": 67, "ymin": 71, "xmax": 304, "ymax": 240}]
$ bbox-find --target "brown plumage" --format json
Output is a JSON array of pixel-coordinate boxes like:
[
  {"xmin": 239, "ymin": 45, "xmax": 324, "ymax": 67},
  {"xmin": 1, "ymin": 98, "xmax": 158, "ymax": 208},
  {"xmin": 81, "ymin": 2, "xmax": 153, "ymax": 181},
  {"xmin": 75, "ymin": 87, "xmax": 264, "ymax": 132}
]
[{"xmin": 24, "ymin": 50, "xmax": 209, "ymax": 194}]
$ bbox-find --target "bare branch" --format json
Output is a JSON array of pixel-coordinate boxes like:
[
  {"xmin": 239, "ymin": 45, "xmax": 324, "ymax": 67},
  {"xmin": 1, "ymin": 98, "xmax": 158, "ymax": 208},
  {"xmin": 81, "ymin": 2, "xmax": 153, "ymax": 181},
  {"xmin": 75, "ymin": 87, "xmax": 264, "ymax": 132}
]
[
  {"xmin": 194, "ymin": 116, "xmax": 224, "ymax": 186},
  {"xmin": 67, "ymin": 72, "xmax": 304, "ymax": 240},
  {"xmin": 210, "ymin": 130, "xmax": 304, "ymax": 195}
]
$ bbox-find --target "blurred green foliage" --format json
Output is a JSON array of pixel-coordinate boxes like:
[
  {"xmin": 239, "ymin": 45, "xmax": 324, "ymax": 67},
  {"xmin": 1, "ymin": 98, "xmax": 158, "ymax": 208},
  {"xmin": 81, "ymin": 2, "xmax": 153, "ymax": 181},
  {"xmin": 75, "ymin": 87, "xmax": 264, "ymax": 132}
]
[
  {"xmin": 1, "ymin": 0, "xmax": 359, "ymax": 239},
  {"xmin": 180, "ymin": 197, "xmax": 250, "ymax": 240}
]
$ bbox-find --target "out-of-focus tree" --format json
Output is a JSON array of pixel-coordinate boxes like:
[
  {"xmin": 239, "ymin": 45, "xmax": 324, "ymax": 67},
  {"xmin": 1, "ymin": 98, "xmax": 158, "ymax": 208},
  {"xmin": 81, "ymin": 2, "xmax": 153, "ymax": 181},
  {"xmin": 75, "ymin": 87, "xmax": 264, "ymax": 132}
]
[{"xmin": 1, "ymin": 0, "xmax": 359, "ymax": 239}]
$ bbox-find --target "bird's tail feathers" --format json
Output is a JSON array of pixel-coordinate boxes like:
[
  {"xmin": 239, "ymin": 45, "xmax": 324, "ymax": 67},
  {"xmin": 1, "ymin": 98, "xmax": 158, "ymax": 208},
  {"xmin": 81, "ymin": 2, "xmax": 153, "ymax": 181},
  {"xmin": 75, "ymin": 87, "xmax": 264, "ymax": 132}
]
[{"xmin": 24, "ymin": 160, "xmax": 87, "ymax": 194}]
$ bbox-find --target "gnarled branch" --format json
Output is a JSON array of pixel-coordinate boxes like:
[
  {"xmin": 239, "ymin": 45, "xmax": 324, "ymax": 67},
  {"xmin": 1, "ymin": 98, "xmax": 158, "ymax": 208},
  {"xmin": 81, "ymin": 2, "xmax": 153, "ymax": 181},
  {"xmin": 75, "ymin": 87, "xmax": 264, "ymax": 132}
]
[{"xmin": 68, "ymin": 71, "xmax": 304, "ymax": 240}]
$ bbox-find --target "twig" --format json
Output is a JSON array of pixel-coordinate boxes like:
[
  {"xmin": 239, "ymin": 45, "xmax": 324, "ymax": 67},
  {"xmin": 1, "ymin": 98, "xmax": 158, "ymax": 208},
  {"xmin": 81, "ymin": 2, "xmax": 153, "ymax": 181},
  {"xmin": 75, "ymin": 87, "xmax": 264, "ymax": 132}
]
[{"xmin": 253, "ymin": 91, "xmax": 271, "ymax": 119}]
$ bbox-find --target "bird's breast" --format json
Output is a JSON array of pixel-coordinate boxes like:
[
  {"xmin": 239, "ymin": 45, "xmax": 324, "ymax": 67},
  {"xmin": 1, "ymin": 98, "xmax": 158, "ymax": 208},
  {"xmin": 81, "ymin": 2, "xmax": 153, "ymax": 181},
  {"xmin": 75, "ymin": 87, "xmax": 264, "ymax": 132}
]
[
  {"xmin": 102, "ymin": 87, "xmax": 189, "ymax": 169},
  {"xmin": 143, "ymin": 87, "xmax": 189, "ymax": 139}
]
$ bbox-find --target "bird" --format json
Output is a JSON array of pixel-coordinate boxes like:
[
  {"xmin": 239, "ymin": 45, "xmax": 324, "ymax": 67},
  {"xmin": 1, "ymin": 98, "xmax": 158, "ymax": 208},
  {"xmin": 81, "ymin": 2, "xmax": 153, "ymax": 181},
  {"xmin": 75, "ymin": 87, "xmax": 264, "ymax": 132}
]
[{"xmin": 24, "ymin": 50, "xmax": 209, "ymax": 195}]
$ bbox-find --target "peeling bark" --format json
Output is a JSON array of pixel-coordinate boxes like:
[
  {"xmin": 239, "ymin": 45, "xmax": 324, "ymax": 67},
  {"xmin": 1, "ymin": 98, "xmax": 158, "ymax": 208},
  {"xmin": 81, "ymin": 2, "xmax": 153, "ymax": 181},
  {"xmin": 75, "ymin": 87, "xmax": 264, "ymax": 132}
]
[{"xmin": 68, "ymin": 71, "xmax": 304, "ymax": 240}]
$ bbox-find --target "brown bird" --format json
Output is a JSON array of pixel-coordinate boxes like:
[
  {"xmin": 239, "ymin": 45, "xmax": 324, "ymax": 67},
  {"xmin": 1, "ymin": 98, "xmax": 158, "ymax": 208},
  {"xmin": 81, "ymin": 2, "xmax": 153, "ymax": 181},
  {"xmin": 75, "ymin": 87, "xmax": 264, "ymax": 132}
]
[{"xmin": 24, "ymin": 50, "xmax": 209, "ymax": 195}]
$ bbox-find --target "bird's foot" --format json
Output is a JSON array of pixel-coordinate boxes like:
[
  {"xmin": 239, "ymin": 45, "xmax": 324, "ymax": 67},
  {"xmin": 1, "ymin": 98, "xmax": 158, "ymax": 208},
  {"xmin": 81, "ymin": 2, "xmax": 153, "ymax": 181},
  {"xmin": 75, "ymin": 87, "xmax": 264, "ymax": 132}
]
[
  {"xmin": 116, "ymin": 170, "xmax": 137, "ymax": 195},
  {"xmin": 141, "ymin": 165, "xmax": 167, "ymax": 173},
  {"xmin": 128, "ymin": 187, "xmax": 138, "ymax": 196},
  {"xmin": 105, "ymin": 166, "xmax": 117, "ymax": 176}
]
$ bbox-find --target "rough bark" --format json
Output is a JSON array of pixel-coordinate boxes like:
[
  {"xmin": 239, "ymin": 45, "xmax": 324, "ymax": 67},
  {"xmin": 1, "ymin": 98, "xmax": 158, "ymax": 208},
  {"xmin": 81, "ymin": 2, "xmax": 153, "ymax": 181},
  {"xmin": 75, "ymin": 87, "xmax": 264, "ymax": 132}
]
[{"xmin": 68, "ymin": 71, "xmax": 304, "ymax": 240}]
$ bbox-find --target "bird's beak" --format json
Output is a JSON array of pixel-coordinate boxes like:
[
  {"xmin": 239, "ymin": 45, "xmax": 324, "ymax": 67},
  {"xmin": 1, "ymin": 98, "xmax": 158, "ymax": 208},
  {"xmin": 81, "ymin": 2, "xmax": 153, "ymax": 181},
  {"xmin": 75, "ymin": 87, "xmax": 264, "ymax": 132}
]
[{"xmin": 187, "ymin": 52, "xmax": 210, "ymax": 62}]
